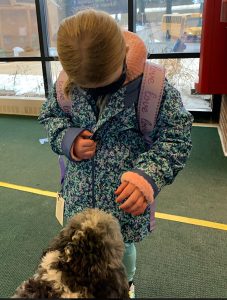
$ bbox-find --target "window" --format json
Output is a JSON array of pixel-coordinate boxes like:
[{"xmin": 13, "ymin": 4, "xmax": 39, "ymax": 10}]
[
  {"xmin": 135, "ymin": 0, "xmax": 211, "ymax": 114},
  {"xmin": 136, "ymin": 0, "xmax": 203, "ymax": 54},
  {"xmin": 0, "ymin": 0, "xmax": 218, "ymax": 121},
  {"xmin": 0, "ymin": 62, "xmax": 44, "ymax": 97},
  {"xmin": 154, "ymin": 58, "xmax": 211, "ymax": 112},
  {"xmin": 0, "ymin": 0, "xmax": 40, "ymax": 57}
]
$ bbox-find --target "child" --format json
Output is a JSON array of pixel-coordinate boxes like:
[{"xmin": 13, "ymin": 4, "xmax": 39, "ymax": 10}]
[{"xmin": 39, "ymin": 9, "xmax": 193, "ymax": 297}]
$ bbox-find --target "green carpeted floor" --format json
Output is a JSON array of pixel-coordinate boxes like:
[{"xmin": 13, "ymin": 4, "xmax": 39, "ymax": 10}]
[{"xmin": 0, "ymin": 115, "xmax": 227, "ymax": 298}]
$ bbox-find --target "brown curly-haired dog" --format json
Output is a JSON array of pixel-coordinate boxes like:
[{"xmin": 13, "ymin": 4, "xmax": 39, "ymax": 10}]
[{"xmin": 12, "ymin": 208, "xmax": 129, "ymax": 298}]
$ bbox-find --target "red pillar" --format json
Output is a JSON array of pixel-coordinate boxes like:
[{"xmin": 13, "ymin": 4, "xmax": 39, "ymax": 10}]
[{"xmin": 196, "ymin": 0, "xmax": 227, "ymax": 94}]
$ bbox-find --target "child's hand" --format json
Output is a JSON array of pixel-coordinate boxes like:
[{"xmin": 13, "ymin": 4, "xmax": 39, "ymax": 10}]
[
  {"xmin": 71, "ymin": 130, "xmax": 97, "ymax": 160},
  {"xmin": 115, "ymin": 181, "xmax": 149, "ymax": 216}
]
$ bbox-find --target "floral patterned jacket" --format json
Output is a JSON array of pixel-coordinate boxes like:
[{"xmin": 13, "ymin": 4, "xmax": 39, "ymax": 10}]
[{"xmin": 38, "ymin": 76, "xmax": 193, "ymax": 243}]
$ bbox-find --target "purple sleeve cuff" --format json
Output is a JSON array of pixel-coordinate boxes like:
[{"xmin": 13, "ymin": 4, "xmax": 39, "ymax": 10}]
[
  {"xmin": 131, "ymin": 168, "xmax": 160, "ymax": 198},
  {"xmin": 61, "ymin": 127, "xmax": 84, "ymax": 161}
]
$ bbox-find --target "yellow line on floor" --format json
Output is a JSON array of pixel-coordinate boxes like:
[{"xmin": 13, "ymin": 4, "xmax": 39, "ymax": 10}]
[
  {"xmin": 155, "ymin": 213, "xmax": 227, "ymax": 231},
  {"xmin": 1, "ymin": 181, "xmax": 227, "ymax": 231},
  {"xmin": 0, "ymin": 182, "xmax": 57, "ymax": 198}
]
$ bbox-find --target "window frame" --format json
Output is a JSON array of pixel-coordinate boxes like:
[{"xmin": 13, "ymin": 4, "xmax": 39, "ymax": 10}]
[{"xmin": 0, "ymin": 0, "xmax": 221, "ymax": 123}]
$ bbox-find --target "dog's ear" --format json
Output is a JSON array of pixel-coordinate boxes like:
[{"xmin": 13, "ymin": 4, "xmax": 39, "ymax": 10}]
[
  {"xmin": 60, "ymin": 227, "xmax": 109, "ymax": 283},
  {"xmin": 65, "ymin": 227, "xmax": 129, "ymax": 298},
  {"xmin": 69, "ymin": 228, "xmax": 108, "ymax": 268}
]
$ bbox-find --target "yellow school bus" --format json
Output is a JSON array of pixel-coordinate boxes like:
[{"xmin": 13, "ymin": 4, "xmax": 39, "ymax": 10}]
[{"xmin": 161, "ymin": 13, "xmax": 202, "ymax": 41}]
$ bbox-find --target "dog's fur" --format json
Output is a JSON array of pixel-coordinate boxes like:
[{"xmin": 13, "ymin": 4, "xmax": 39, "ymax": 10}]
[{"xmin": 12, "ymin": 208, "xmax": 129, "ymax": 298}]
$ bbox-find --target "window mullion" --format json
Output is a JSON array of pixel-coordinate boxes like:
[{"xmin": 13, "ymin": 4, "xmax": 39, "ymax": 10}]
[{"xmin": 35, "ymin": 0, "xmax": 52, "ymax": 98}]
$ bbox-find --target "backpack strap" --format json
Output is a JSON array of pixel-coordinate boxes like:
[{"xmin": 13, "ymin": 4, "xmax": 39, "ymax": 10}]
[
  {"xmin": 56, "ymin": 70, "xmax": 72, "ymax": 185},
  {"xmin": 56, "ymin": 62, "xmax": 165, "ymax": 127},
  {"xmin": 56, "ymin": 70, "xmax": 72, "ymax": 114},
  {"xmin": 138, "ymin": 61, "xmax": 165, "ymax": 145}
]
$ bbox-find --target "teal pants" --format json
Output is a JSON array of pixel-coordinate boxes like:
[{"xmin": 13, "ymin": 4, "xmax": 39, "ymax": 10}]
[{"xmin": 123, "ymin": 243, "xmax": 136, "ymax": 282}]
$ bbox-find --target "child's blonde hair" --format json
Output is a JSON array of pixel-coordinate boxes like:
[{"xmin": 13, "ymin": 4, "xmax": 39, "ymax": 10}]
[{"xmin": 57, "ymin": 9, "xmax": 126, "ymax": 96}]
